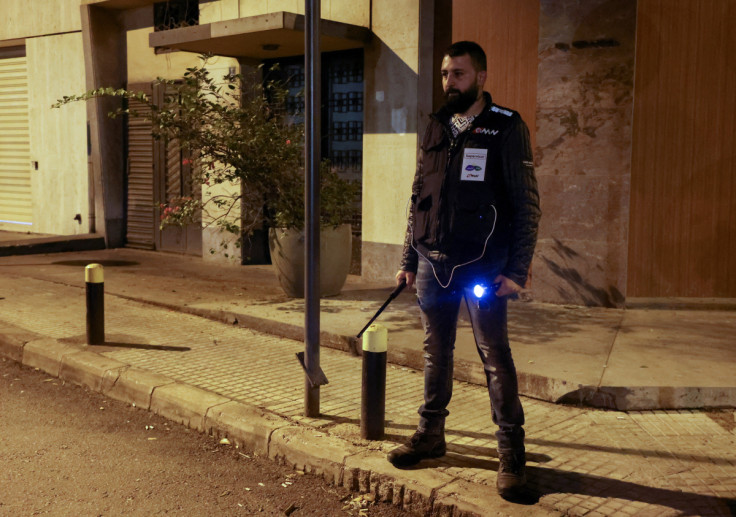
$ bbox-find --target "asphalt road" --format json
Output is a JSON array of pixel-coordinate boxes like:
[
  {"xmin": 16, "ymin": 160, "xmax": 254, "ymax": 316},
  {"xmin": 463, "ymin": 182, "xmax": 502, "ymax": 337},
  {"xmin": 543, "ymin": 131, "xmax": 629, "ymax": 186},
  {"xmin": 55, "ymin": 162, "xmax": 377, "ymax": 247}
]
[{"xmin": 0, "ymin": 357, "xmax": 410, "ymax": 516}]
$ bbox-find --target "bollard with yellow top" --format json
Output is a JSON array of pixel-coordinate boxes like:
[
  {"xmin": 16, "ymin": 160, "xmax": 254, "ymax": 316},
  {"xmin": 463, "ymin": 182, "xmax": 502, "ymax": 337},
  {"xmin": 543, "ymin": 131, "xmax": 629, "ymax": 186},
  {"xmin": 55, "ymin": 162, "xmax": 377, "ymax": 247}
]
[
  {"xmin": 85, "ymin": 263, "xmax": 104, "ymax": 345},
  {"xmin": 361, "ymin": 323, "xmax": 388, "ymax": 440}
]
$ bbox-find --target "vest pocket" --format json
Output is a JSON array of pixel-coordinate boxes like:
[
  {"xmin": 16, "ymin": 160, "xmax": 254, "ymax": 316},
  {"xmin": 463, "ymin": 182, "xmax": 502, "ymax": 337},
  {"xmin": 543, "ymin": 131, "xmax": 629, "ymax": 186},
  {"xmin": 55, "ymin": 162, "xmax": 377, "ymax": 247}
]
[{"xmin": 451, "ymin": 202, "xmax": 497, "ymax": 243}]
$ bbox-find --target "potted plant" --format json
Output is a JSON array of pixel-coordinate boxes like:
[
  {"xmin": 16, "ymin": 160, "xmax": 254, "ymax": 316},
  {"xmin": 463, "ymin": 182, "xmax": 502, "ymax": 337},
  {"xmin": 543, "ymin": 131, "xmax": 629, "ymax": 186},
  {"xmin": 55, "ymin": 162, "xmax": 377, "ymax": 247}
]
[
  {"xmin": 55, "ymin": 56, "xmax": 359, "ymax": 297},
  {"xmin": 268, "ymin": 159, "xmax": 358, "ymax": 297}
]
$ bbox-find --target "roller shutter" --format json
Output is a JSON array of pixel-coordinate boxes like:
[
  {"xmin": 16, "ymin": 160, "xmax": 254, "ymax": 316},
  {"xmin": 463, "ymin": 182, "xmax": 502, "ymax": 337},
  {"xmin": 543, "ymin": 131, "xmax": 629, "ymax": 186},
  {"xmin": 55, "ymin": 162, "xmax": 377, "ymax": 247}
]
[
  {"xmin": 0, "ymin": 49, "xmax": 32, "ymax": 230},
  {"xmin": 126, "ymin": 84, "xmax": 155, "ymax": 249}
]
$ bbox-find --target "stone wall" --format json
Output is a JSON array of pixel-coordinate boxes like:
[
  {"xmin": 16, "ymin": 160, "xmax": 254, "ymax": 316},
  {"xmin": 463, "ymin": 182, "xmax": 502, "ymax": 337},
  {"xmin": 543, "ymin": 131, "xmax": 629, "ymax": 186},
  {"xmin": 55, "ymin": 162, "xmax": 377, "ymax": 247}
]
[{"xmin": 533, "ymin": 0, "xmax": 637, "ymax": 307}]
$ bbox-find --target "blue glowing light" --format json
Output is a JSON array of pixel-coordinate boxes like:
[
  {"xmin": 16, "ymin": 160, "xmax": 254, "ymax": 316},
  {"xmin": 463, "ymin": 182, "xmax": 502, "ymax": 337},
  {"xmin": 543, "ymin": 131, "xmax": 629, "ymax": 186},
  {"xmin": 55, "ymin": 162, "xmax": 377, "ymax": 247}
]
[{"xmin": 473, "ymin": 284, "xmax": 486, "ymax": 298}]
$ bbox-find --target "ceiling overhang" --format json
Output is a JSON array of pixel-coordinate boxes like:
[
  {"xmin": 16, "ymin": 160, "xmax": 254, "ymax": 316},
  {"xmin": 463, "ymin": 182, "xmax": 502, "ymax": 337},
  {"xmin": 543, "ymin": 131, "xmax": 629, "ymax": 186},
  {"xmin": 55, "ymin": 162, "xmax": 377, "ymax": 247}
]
[
  {"xmin": 148, "ymin": 11, "xmax": 372, "ymax": 60},
  {"xmin": 82, "ymin": 0, "xmax": 159, "ymax": 9}
]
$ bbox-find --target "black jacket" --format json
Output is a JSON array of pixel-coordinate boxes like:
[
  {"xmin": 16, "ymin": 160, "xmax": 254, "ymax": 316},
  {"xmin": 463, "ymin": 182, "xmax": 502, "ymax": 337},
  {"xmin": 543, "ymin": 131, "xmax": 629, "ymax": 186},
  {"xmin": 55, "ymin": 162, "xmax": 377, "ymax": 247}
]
[{"xmin": 400, "ymin": 92, "xmax": 541, "ymax": 287}]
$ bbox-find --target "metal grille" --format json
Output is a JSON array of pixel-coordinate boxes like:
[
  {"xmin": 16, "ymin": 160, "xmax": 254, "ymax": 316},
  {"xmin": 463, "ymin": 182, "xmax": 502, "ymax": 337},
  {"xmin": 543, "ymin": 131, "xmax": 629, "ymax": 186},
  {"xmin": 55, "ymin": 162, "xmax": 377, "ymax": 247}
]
[{"xmin": 153, "ymin": 0, "xmax": 199, "ymax": 32}]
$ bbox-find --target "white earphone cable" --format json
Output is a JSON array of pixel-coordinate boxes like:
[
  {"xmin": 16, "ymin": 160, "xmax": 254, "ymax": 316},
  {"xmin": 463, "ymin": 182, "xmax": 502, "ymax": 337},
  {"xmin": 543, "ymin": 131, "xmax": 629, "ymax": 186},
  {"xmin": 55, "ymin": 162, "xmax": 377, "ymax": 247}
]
[{"xmin": 406, "ymin": 198, "xmax": 497, "ymax": 289}]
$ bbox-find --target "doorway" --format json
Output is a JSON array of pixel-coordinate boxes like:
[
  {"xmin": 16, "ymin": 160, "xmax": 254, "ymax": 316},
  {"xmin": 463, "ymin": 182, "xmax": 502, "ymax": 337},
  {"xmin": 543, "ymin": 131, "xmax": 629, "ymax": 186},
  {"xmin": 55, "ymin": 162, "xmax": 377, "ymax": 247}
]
[{"xmin": 125, "ymin": 81, "xmax": 202, "ymax": 255}]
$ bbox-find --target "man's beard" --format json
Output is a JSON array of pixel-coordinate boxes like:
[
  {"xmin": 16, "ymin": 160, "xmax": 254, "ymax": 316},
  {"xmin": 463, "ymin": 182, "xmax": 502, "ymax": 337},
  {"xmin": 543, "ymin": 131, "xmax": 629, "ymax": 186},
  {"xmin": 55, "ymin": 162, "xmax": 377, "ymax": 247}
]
[{"xmin": 443, "ymin": 84, "xmax": 480, "ymax": 114}]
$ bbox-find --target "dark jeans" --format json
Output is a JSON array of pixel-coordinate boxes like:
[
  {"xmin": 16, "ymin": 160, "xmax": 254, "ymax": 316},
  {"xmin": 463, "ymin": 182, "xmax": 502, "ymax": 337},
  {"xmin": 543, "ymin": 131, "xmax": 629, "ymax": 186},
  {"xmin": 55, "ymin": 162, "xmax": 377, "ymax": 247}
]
[{"xmin": 415, "ymin": 258, "xmax": 525, "ymax": 451}]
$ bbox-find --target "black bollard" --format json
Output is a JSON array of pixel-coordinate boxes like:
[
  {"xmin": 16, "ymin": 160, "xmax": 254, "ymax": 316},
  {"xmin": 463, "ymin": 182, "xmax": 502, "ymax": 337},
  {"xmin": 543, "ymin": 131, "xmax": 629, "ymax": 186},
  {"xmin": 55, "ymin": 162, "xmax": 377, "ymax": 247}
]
[
  {"xmin": 361, "ymin": 324, "xmax": 387, "ymax": 440},
  {"xmin": 85, "ymin": 264, "xmax": 104, "ymax": 345}
]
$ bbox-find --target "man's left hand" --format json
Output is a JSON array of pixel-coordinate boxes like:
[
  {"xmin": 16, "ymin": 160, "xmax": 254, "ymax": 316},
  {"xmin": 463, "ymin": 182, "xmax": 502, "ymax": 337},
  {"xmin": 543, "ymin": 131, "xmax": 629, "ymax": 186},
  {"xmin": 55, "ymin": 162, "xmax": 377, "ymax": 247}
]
[{"xmin": 493, "ymin": 274, "xmax": 523, "ymax": 297}]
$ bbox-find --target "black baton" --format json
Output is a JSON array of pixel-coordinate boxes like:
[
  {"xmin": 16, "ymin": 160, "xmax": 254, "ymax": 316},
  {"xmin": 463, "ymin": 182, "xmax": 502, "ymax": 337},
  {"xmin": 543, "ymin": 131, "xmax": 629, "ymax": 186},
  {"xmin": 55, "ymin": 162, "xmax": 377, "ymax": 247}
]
[{"xmin": 356, "ymin": 279, "xmax": 407, "ymax": 338}]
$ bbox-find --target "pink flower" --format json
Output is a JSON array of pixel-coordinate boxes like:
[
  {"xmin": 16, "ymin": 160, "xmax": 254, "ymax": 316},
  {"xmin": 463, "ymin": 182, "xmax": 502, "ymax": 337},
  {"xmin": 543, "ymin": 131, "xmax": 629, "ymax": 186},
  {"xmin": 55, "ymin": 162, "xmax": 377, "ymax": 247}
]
[
  {"xmin": 182, "ymin": 158, "xmax": 192, "ymax": 165},
  {"xmin": 286, "ymin": 139, "xmax": 291, "ymax": 145}
]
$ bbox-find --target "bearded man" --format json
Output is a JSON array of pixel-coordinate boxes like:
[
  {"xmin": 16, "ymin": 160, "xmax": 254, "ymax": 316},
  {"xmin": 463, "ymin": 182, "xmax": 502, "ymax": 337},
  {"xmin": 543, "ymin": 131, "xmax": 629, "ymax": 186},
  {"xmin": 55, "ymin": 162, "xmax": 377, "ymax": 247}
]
[{"xmin": 389, "ymin": 40, "xmax": 541, "ymax": 499}]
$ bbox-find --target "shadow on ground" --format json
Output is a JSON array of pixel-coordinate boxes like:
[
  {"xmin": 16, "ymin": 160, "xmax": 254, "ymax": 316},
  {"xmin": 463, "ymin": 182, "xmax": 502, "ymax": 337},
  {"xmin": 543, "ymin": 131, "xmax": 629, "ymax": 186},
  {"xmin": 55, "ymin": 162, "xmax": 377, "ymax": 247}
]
[
  {"xmin": 58, "ymin": 334, "xmax": 190, "ymax": 352},
  {"xmin": 51, "ymin": 260, "xmax": 140, "ymax": 268},
  {"xmin": 528, "ymin": 465, "xmax": 736, "ymax": 515}
]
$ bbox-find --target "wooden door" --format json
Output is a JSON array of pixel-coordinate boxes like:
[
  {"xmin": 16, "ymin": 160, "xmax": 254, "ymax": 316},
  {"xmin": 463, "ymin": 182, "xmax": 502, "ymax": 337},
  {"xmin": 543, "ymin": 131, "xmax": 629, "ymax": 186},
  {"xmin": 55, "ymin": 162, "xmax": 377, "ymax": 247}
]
[{"xmin": 628, "ymin": 0, "xmax": 736, "ymax": 297}]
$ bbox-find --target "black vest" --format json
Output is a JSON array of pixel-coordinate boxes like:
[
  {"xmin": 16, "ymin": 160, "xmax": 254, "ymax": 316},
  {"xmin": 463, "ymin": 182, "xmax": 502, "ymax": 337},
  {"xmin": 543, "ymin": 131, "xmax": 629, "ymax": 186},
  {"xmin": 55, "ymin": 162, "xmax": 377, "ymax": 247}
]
[{"xmin": 411, "ymin": 102, "xmax": 518, "ymax": 264}]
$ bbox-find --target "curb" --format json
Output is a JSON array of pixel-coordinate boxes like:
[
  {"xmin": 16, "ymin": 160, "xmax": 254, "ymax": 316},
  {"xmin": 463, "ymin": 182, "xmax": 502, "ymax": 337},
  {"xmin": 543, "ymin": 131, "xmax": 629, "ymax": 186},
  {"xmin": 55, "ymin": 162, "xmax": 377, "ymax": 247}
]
[
  {"xmin": 0, "ymin": 326, "xmax": 37, "ymax": 362},
  {"xmin": 0, "ymin": 234, "xmax": 106, "ymax": 257},
  {"xmin": 0, "ymin": 325, "xmax": 560, "ymax": 516},
  {"xmin": 556, "ymin": 384, "xmax": 736, "ymax": 411},
  {"xmin": 150, "ymin": 382, "xmax": 231, "ymax": 432},
  {"xmin": 625, "ymin": 297, "xmax": 736, "ymax": 311}
]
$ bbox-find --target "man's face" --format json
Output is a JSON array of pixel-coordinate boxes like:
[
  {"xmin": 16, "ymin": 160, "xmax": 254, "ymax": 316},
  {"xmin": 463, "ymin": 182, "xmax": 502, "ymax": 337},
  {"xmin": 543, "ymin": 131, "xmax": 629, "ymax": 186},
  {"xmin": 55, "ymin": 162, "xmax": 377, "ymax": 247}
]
[{"xmin": 441, "ymin": 54, "xmax": 486, "ymax": 114}]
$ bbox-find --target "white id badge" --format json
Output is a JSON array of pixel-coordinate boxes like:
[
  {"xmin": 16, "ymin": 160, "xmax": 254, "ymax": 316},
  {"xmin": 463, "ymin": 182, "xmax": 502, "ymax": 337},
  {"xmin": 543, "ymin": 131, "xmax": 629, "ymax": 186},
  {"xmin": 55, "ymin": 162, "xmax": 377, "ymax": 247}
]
[{"xmin": 460, "ymin": 148, "xmax": 487, "ymax": 181}]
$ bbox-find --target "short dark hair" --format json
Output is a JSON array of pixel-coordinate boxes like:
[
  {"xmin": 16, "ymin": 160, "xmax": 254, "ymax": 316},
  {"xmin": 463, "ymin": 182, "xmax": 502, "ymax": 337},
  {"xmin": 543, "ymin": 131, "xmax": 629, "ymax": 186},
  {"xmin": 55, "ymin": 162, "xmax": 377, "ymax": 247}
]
[{"xmin": 444, "ymin": 41, "xmax": 487, "ymax": 72}]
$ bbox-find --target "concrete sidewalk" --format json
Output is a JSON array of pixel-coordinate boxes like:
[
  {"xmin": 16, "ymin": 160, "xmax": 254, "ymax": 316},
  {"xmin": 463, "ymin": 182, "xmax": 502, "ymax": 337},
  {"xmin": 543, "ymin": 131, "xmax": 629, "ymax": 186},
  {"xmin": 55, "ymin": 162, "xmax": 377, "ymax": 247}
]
[
  {"xmin": 0, "ymin": 254, "xmax": 735, "ymax": 516},
  {"xmin": 0, "ymin": 247, "xmax": 734, "ymax": 410},
  {"xmin": 0, "ymin": 230, "xmax": 105, "ymax": 257}
]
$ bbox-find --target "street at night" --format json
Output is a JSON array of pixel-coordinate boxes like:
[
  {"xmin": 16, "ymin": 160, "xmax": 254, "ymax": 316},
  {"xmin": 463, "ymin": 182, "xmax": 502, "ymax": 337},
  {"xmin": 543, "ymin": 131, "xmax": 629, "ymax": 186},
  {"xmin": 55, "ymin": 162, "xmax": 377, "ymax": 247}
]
[{"xmin": 0, "ymin": 357, "xmax": 409, "ymax": 516}]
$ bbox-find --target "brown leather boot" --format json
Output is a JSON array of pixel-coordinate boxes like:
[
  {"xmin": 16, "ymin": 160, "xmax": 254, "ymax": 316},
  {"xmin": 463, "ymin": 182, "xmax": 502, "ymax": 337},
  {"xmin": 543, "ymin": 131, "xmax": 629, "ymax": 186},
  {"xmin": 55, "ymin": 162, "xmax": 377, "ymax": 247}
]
[
  {"xmin": 387, "ymin": 432, "xmax": 446, "ymax": 468},
  {"xmin": 496, "ymin": 449, "xmax": 526, "ymax": 498}
]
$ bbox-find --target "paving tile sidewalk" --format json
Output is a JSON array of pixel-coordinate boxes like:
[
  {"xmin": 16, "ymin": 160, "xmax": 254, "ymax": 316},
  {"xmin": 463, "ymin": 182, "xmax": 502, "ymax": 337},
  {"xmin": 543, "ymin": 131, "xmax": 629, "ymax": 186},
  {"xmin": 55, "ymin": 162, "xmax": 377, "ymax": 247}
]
[
  {"xmin": 1, "ymin": 248, "xmax": 735, "ymax": 411},
  {"xmin": 1, "ymin": 272, "xmax": 735, "ymax": 516}
]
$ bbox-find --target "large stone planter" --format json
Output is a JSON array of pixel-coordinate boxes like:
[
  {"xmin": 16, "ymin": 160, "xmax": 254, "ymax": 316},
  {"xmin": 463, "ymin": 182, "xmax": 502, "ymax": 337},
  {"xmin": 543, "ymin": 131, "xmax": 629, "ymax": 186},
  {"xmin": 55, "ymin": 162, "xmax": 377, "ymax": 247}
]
[{"xmin": 268, "ymin": 224, "xmax": 352, "ymax": 298}]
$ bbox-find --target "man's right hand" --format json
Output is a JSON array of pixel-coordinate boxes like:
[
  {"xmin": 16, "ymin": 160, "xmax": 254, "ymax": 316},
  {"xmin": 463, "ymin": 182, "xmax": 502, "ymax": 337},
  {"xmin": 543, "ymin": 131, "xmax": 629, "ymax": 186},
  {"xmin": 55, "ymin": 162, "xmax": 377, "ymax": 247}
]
[{"xmin": 396, "ymin": 270, "xmax": 416, "ymax": 289}]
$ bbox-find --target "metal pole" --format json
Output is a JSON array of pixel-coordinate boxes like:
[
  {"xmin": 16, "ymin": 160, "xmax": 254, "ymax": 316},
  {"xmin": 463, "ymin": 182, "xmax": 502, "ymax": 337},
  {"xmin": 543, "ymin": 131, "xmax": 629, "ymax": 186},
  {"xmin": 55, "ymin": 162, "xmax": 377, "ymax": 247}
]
[{"xmin": 304, "ymin": 0, "xmax": 321, "ymax": 417}]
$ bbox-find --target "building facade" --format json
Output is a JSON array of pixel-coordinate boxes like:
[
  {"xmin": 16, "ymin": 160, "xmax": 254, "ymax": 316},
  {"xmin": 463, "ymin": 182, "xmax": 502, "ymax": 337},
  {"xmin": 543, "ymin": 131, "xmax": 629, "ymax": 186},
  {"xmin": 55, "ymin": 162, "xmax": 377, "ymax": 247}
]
[{"xmin": 0, "ymin": 0, "xmax": 734, "ymax": 305}]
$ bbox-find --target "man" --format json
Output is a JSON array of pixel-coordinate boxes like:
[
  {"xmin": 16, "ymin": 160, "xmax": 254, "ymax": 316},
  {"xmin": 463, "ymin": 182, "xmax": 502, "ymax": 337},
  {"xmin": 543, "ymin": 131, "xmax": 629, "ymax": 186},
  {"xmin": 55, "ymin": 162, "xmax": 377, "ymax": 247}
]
[{"xmin": 389, "ymin": 41, "xmax": 541, "ymax": 499}]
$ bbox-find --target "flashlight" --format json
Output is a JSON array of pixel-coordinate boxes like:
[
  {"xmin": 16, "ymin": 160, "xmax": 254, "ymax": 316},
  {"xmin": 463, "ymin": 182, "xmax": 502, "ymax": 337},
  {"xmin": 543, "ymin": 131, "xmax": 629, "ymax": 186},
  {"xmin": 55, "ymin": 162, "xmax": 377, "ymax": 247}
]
[
  {"xmin": 471, "ymin": 282, "xmax": 501, "ymax": 307},
  {"xmin": 473, "ymin": 282, "xmax": 501, "ymax": 297}
]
